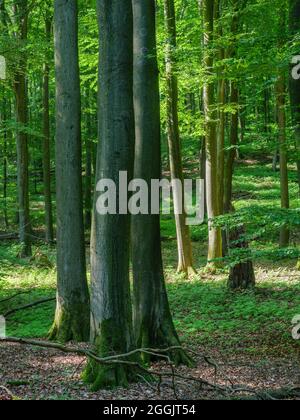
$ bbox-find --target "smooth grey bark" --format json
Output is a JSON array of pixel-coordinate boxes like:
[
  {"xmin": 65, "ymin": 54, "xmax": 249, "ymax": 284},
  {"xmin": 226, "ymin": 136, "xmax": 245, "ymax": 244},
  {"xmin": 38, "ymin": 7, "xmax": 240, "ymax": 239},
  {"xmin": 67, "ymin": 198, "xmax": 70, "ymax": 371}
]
[
  {"xmin": 131, "ymin": 0, "xmax": 192, "ymax": 367},
  {"xmin": 83, "ymin": 0, "xmax": 137, "ymax": 390},
  {"xmin": 49, "ymin": 0, "xmax": 90, "ymax": 343},
  {"xmin": 13, "ymin": 0, "xmax": 31, "ymax": 257}
]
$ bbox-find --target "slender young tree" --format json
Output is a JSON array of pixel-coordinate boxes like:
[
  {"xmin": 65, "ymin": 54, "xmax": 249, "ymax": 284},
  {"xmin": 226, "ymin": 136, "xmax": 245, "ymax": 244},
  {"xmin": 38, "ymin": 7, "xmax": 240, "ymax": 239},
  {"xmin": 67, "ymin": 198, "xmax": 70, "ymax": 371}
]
[
  {"xmin": 203, "ymin": 0, "xmax": 223, "ymax": 267},
  {"xmin": 215, "ymin": 0, "xmax": 226, "ymax": 217},
  {"xmin": 49, "ymin": 0, "xmax": 90, "ymax": 343},
  {"xmin": 131, "ymin": 0, "xmax": 192, "ymax": 366},
  {"xmin": 42, "ymin": 5, "xmax": 54, "ymax": 243},
  {"xmin": 277, "ymin": 6, "xmax": 290, "ymax": 247},
  {"xmin": 0, "ymin": 90, "xmax": 9, "ymax": 228},
  {"xmin": 13, "ymin": 0, "xmax": 31, "ymax": 257},
  {"xmin": 83, "ymin": 0, "xmax": 136, "ymax": 390},
  {"xmin": 224, "ymin": 0, "xmax": 239, "ymax": 214},
  {"xmin": 163, "ymin": 0, "xmax": 195, "ymax": 276},
  {"xmin": 84, "ymin": 91, "xmax": 92, "ymax": 231},
  {"xmin": 276, "ymin": 74, "xmax": 290, "ymax": 247}
]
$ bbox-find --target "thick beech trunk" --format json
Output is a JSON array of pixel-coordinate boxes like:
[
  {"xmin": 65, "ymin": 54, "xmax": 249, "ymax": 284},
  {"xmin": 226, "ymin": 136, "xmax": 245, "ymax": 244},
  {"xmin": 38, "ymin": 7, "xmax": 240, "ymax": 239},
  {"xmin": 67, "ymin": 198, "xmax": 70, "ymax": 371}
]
[
  {"xmin": 83, "ymin": 0, "xmax": 137, "ymax": 390},
  {"xmin": 131, "ymin": 0, "xmax": 192, "ymax": 367},
  {"xmin": 49, "ymin": 0, "xmax": 90, "ymax": 343}
]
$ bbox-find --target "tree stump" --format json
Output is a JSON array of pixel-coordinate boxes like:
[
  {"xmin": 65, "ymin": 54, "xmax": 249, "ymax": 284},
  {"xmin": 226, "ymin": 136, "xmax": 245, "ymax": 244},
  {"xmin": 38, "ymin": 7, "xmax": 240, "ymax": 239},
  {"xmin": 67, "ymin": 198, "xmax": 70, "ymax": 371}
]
[{"xmin": 228, "ymin": 225, "xmax": 256, "ymax": 290}]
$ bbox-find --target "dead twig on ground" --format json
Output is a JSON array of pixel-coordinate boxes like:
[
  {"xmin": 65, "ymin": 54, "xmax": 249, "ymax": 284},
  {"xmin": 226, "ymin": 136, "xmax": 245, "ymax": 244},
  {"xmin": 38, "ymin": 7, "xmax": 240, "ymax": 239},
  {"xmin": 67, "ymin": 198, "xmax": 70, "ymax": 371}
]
[
  {"xmin": 0, "ymin": 291, "xmax": 31, "ymax": 305},
  {"xmin": 1, "ymin": 337, "xmax": 299, "ymax": 400}
]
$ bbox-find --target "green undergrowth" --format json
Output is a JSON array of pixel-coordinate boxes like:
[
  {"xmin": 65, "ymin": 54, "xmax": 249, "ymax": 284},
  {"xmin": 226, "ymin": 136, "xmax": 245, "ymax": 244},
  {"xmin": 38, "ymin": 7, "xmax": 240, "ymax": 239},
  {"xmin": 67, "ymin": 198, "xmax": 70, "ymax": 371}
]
[{"xmin": 0, "ymin": 240, "xmax": 299, "ymax": 358}]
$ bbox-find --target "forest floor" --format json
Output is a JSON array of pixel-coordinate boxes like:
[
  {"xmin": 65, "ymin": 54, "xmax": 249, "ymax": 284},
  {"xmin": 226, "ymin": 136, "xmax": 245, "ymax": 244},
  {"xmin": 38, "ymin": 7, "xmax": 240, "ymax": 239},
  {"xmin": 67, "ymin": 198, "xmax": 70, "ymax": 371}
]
[
  {"xmin": 0, "ymin": 160, "xmax": 299, "ymax": 400},
  {"xmin": 0, "ymin": 242, "xmax": 299, "ymax": 400}
]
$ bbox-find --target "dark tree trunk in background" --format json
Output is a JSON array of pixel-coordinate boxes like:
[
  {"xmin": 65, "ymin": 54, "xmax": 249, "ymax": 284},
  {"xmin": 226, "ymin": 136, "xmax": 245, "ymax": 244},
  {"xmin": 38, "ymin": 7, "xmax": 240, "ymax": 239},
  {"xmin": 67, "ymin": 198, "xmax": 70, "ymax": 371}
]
[
  {"xmin": 289, "ymin": 0, "xmax": 300, "ymax": 193},
  {"xmin": 83, "ymin": 0, "xmax": 137, "ymax": 390},
  {"xmin": 49, "ymin": 0, "xmax": 90, "ymax": 343},
  {"xmin": 13, "ymin": 0, "xmax": 31, "ymax": 257},
  {"xmin": 164, "ymin": 0, "xmax": 195, "ymax": 276},
  {"xmin": 131, "ymin": 0, "xmax": 192, "ymax": 367},
  {"xmin": 42, "ymin": 11, "xmax": 54, "ymax": 243},
  {"xmin": 224, "ymin": 0, "xmax": 256, "ymax": 288},
  {"xmin": 228, "ymin": 226, "xmax": 256, "ymax": 290}
]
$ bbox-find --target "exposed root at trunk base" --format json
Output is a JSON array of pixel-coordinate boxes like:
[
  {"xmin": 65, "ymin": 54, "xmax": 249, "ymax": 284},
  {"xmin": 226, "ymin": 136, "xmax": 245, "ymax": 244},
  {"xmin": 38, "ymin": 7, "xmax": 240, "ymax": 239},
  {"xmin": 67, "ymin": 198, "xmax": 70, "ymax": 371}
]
[{"xmin": 176, "ymin": 264, "xmax": 197, "ymax": 278}]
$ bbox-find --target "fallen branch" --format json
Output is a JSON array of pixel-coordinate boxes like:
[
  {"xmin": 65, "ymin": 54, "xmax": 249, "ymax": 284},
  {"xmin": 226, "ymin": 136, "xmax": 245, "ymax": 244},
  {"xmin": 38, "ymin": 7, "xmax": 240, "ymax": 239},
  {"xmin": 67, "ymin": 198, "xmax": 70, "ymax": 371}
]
[
  {"xmin": 3, "ymin": 298, "xmax": 55, "ymax": 318},
  {"xmin": 0, "ymin": 291, "xmax": 31, "ymax": 305}
]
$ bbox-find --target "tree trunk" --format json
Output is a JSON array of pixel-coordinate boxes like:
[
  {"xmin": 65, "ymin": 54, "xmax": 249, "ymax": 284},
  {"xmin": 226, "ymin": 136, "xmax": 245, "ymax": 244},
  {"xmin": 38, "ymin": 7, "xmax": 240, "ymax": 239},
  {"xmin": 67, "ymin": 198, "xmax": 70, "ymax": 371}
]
[
  {"xmin": 203, "ymin": 0, "xmax": 222, "ymax": 267},
  {"xmin": 289, "ymin": 0, "xmax": 300, "ymax": 194},
  {"xmin": 0, "ymin": 91, "xmax": 9, "ymax": 228},
  {"xmin": 215, "ymin": 0, "xmax": 225, "ymax": 217},
  {"xmin": 13, "ymin": 0, "xmax": 31, "ymax": 257},
  {"xmin": 83, "ymin": 0, "xmax": 137, "ymax": 390},
  {"xmin": 276, "ymin": 75, "xmax": 290, "ymax": 247},
  {"xmin": 49, "ymin": 0, "xmax": 90, "ymax": 343},
  {"xmin": 131, "ymin": 0, "xmax": 192, "ymax": 367},
  {"xmin": 42, "ymin": 13, "xmax": 54, "ymax": 243},
  {"xmin": 164, "ymin": 0, "xmax": 195, "ymax": 276},
  {"xmin": 84, "ymin": 93, "xmax": 92, "ymax": 231},
  {"xmin": 224, "ymin": 82, "xmax": 239, "ymax": 213}
]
